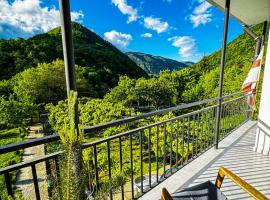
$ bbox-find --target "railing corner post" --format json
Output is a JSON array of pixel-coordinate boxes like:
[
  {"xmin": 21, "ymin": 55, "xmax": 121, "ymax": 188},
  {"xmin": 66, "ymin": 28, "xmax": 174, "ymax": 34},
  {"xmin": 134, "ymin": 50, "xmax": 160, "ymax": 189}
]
[{"xmin": 215, "ymin": 0, "xmax": 230, "ymax": 149}]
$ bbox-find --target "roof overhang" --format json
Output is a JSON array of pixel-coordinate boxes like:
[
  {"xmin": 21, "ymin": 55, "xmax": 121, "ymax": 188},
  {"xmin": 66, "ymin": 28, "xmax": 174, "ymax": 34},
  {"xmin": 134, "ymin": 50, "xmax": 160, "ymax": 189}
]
[{"xmin": 206, "ymin": 0, "xmax": 270, "ymax": 25}]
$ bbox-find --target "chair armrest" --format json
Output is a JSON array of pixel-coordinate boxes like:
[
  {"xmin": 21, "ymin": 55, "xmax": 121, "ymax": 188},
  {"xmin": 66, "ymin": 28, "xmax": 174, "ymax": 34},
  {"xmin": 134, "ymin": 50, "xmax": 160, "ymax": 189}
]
[{"xmin": 215, "ymin": 166, "xmax": 268, "ymax": 200}]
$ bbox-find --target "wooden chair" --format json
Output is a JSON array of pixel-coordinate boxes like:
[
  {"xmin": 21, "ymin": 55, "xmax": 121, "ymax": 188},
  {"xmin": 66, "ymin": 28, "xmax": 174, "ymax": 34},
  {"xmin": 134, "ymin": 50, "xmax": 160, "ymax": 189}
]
[{"xmin": 161, "ymin": 167, "xmax": 268, "ymax": 200}]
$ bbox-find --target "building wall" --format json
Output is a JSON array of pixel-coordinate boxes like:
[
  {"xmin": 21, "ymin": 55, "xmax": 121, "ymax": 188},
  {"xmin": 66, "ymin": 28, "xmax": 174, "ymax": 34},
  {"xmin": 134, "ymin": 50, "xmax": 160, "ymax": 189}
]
[{"xmin": 254, "ymin": 29, "xmax": 270, "ymax": 155}]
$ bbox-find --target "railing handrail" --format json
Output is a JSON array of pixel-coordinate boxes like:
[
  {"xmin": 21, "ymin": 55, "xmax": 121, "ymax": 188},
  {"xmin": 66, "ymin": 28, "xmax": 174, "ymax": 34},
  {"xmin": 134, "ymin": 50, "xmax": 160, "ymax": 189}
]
[
  {"xmin": 0, "ymin": 134, "xmax": 60, "ymax": 155},
  {"xmin": 82, "ymin": 95, "xmax": 245, "ymax": 148},
  {"xmin": 82, "ymin": 91, "xmax": 241, "ymax": 133},
  {"xmin": 0, "ymin": 92, "xmax": 242, "ymax": 155},
  {"xmin": 0, "ymin": 151, "xmax": 61, "ymax": 175}
]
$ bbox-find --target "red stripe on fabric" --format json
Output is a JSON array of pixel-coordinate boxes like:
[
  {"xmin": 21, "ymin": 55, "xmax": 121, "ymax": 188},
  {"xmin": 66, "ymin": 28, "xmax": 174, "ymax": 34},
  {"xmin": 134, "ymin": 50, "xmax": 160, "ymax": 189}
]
[
  {"xmin": 242, "ymin": 84, "xmax": 252, "ymax": 94},
  {"xmin": 252, "ymin": 59, "xmax": 261, "ymax": 68}
]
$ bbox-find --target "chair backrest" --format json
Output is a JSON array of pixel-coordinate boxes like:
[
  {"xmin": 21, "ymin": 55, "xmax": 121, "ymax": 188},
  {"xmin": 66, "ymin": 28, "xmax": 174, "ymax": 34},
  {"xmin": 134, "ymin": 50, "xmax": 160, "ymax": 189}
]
[
  {"xmin": 215, "ymin": 167, "xmax": 268, "ymax": 200},
  {"xmin": 161, "ymin": 167, "xmax": 268, "ymax": 200}
]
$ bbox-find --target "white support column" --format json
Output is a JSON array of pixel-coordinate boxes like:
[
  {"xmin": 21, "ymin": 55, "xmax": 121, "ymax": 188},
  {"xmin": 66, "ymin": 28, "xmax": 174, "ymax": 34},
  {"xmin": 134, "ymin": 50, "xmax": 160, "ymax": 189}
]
[{"xmin": 254, "ymin": 28, "xmax": 270, "ymax": 155}]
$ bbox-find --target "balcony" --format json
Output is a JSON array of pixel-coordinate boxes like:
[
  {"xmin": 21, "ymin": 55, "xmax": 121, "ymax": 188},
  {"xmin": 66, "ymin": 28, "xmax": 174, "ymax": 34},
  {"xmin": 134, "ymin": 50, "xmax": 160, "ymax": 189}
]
[
  {"xmin": 140, "ymin": 120, "xmax": 270, "ymax": 200},
  {"xmin": 1, "ymin": 93, "xmax": 263, "ymax": 200}
]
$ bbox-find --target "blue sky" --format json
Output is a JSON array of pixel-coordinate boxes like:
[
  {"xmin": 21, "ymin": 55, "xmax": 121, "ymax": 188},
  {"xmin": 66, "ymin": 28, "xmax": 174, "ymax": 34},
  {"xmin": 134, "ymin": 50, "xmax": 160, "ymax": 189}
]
[{"xmin": 0, "ymin": 0, "xmax": 244, "ymax": 62}]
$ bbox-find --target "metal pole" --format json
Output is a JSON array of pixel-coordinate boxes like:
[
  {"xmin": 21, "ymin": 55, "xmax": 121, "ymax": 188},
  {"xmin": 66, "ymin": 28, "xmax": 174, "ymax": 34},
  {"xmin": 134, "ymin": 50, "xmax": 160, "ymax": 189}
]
[
  {"xmin": 215, "ymin": 0, "xmax": 230, "ymax": 149},
  {"xmin": 243, "ymin": 24, "xmax": 263, "ymax": 59},
  {"xmin": 59, "ymin": 0, "xmax": 77, "ymax": 93},
  {"xmin": 255, "ymin": 39, "xmax": 261, "ymax": 58},
  {"xmin": 261, "ymin": 21, "xmax": 268, "ymax": 48},
  {"xmin": 59, "ymin": 0, "xmax": 79, "ymax": 134}
]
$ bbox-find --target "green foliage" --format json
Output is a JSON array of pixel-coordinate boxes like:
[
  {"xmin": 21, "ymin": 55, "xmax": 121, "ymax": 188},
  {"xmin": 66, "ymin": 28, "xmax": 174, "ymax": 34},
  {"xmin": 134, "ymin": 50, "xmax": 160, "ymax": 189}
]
[
  {"xmin": 57, "ymin": 91, "xmax": 85, "ymax": 200},
  {"xmin": 105, "ymin": 75, "xmax": 178, "ymax": 109},
  {"xmin": 58, "ymin": 91, "xmax": 83, "ymax": 144},
  {"xmin": 179, "ymin": 23, "xmax": 267, "ymax": 102},
  {"xmin": 132, "ymin": 77, "xmax": 178, "ymax": 109},
  {"xmin": 12, "ymin": 60, "xmax": 93, "ymax": 104},
  {"xmin": 0, "ymin": 22, "xmax": 147, "ymax": 97},
  {"xmin": 104, "ymin": 76, "xmax": 136, "ymax": 106},
  {"xmin": 0, "ymin": 128, "xmax": 24, "ymax": 199},
  {"xmin": 0, "ymin": 95, "xmax": 37, "ymax": 128},
  {"xmin": 0, "ymin": 80, "xmax": 13, "ymax": 97},
  {"xmin": 46, "ymin": 97, "xmax": 137, "ymax": 137}
]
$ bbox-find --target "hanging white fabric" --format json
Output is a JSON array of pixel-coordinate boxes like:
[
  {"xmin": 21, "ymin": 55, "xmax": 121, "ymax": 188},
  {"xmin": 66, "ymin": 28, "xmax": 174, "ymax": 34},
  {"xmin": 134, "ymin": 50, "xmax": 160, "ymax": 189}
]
[{"xmin": 242, "ymin": 46, "xmax": 264, "ymax": 110}]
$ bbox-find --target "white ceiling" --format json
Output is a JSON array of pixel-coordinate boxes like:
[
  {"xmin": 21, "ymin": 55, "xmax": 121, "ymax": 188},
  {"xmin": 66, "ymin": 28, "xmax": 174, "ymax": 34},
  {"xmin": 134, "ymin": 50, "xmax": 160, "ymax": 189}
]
[{"xmin": 207, "ymin": 0, "xmax": 270, "ymax": 25}]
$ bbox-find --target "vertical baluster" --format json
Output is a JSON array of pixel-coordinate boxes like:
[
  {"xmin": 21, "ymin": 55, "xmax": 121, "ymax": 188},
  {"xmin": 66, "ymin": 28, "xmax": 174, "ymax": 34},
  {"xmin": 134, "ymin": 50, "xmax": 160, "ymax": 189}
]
[
  {"xmin": 196, "ymin": 113, "xmax": 199, "ymax": 156},
  {"xmin": 221, "ymin": 104, "xmax": 224, "ymax": 139},
  {"xmin": 129, "ymin": 134, "xmax": 134, "ymax": 199},
  {"xmin": 31, "ymin": 164, "xmax": 41, "ymax": 200},
  {"xmin": 156, "ymin": 125, "xmax": 159, "ymax": 183},
  {"xmin": 170, "ymin": 122, "xmax": 173, "ymax": 173},
  {"xmin": 181, "ymin": 118, "xmax": 185, "ymax": 166},
  {"xmin": 212, "ymin": 107, "xmax": 216, "ymax": 145},
  {"xmin": 163, "ymin": 123, "xmax": 167, "ymax": 176},
  {"xmin": 107, "ymin": 141, "xmax": 113, "ymax": 200},
  {"xmin": 93, "ymin": 145, "xmax": 99, "ymax": 191},
  {"xmin": 192, "ymin": 115, "xmax": 195, "ymax": 158},
  {"xmin": 223, "ymin": 104, "xmax": 226, "ymax": 138},
  {"xmin": 4, "ymin": 173, "xmax": 13, "ymax": 197},
  {"xmin": 45, "ymin": 159, "xmax": 53, "ymax": 198},
  {"xmin": 148, "ymin": 128, "xmax": 152, "ymax": 188},
  {"xmin": 175, "ymin": 120, "xmax": 179, "ymax": 167},
  {"xmin": 202, "ymin": 111, "xmax": 205, "ymax": 152},
  {"xmin": 187, "ymin": 116, "xmax": 190, "ymax": 162},
  {"xmin": 226, "ymin": 104, "xmax": 229, "ymax": 135},
  {"xmin": 209, "ymin": 108, "xmax": 212, "ymax": 146},
  {"xmin": 228, "ymin": 103, "xmax": 231, "ymax": 131},
  {"xmin": 206, "ymin": 109, "xmax": 211, "ymax": 149},
  {"xmin": 233, "ymin": 101, "xmax": 236, "ymax": 128},
  {"xmin": 119, "ymin": 138, "xmax": 124, "ymax": 200},
  {"xmin": 54, "ymin": 157, "xmax": 62, "ymax": 197},
  {"xmin": 139, "ymin": 131, "xmax": 143, "ymax": 193}
]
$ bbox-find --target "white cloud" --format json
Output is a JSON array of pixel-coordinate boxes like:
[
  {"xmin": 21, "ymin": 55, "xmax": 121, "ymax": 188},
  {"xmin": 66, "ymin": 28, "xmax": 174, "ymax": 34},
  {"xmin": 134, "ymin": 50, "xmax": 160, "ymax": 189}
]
[
  {"xmin": 188, "ymin": 1, "xmax": 212, "ymax": 28},
  {"xmin": 104, "ymin": 30, "xmax": 133, "ymax": 49},
  {"xmin": 141, "ymin": 33, "xmax": 152, "ymax": 38},
  {"xmin": 112, "ymin": 0, "xmax": 138, "ymax": 23},
  {"xmin": 168, "ymin": 36, "xmax": 198, "ymax": 60},
  {"xmin": 0, "ymin": 0, "xmax": 84, "ymax": 38},
  {"xmin": 143, "ymin": 17, "xmax": 169, "ymax": 34}
]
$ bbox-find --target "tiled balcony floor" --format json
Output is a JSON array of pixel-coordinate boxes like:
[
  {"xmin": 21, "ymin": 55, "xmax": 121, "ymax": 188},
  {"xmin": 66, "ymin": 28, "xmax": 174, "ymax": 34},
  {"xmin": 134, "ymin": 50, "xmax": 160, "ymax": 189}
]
[{"xmin": 140, "ymin": 120, "xmax": 270, "ymax": 200}]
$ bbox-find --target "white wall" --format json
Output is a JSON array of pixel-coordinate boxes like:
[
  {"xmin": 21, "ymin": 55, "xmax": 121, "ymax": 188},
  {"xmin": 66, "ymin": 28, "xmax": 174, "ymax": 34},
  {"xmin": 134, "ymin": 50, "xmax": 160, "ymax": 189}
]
[{"xmin": 254, "ymin": 29, "xmax": 270, "ymax": 155}]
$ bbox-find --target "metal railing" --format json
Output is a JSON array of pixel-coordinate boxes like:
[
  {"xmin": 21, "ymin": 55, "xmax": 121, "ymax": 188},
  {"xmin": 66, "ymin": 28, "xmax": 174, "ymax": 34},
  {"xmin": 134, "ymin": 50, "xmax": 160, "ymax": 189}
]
[{"xmin": 0, "ymin": 93, "xmax": 250, "ymax": 199}]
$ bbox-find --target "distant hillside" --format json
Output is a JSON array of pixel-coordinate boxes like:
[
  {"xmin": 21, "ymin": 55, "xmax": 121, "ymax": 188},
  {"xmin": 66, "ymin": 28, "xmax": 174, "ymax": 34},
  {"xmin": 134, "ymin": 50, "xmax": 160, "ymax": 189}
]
[
  {"xmin": 178, "ymin": 23, "xmax": 268, "ymax": 103},
  {"xmin": 126, "ymin": 52, "xmax": 192, "ymax": 75},
  {"xmin": 0, "ymin": 22, "xmax": 147, "ymax": 97}
]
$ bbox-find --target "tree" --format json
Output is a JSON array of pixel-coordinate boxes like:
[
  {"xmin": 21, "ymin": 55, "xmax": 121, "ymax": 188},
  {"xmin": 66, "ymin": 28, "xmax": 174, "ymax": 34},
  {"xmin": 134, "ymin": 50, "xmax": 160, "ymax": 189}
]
[
  {"xmin": 0, "ymin": 95, "xmax": 37, "ymax": 129},
  {"xmin": 13, "ymin": 60, "xmax": 93, "ymax": 104},
  {"xmin": 104, "ymin": 76, "xmax": 136, "ymax": 106},
  {"xmin": 132, "ymin": 77, "xmax": 178, "ymax": 110}
]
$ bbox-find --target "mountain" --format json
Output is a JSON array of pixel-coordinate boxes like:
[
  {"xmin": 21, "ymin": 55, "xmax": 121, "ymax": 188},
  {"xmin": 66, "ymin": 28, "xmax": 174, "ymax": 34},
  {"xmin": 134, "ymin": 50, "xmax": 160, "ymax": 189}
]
[
  {"xmin": 0, "ymin": 22, "xmax": 147, "ymax": 96},
  {"xmin": 183, "ymin": 61, "xmax": 195, "ymax": 66},
  {"xmin": 126, "ymin": 52, "xmax": 191, "ymax": 75}
]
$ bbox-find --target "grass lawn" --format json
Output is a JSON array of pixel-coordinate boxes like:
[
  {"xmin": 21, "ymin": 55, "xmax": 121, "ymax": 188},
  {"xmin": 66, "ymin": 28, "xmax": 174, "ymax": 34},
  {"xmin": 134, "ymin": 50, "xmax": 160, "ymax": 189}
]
[{"xmin": 0, "ymin": 128, "xmax": 24, "ymax": 199}]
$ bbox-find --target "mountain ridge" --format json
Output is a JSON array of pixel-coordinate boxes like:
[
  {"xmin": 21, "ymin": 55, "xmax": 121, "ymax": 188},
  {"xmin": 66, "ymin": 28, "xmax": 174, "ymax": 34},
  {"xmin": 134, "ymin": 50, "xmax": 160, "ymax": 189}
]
[{"xmin": 126, "ymin": 51, "xmax": 193, "ymax": 75}]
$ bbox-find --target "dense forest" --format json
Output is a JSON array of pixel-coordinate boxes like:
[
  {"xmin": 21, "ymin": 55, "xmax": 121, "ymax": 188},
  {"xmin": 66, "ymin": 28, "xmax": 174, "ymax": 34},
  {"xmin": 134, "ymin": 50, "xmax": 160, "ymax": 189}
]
[{"xmin": 0, "ymin": 22, "xmax": 268, "ymax": 199}]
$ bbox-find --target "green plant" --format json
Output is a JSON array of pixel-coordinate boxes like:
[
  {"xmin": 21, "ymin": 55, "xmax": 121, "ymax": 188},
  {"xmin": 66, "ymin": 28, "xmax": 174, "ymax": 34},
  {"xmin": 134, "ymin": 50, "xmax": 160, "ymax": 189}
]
[{"xmin": 58, "ymin": 91, "xmax": 85, "ymax": 200}]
